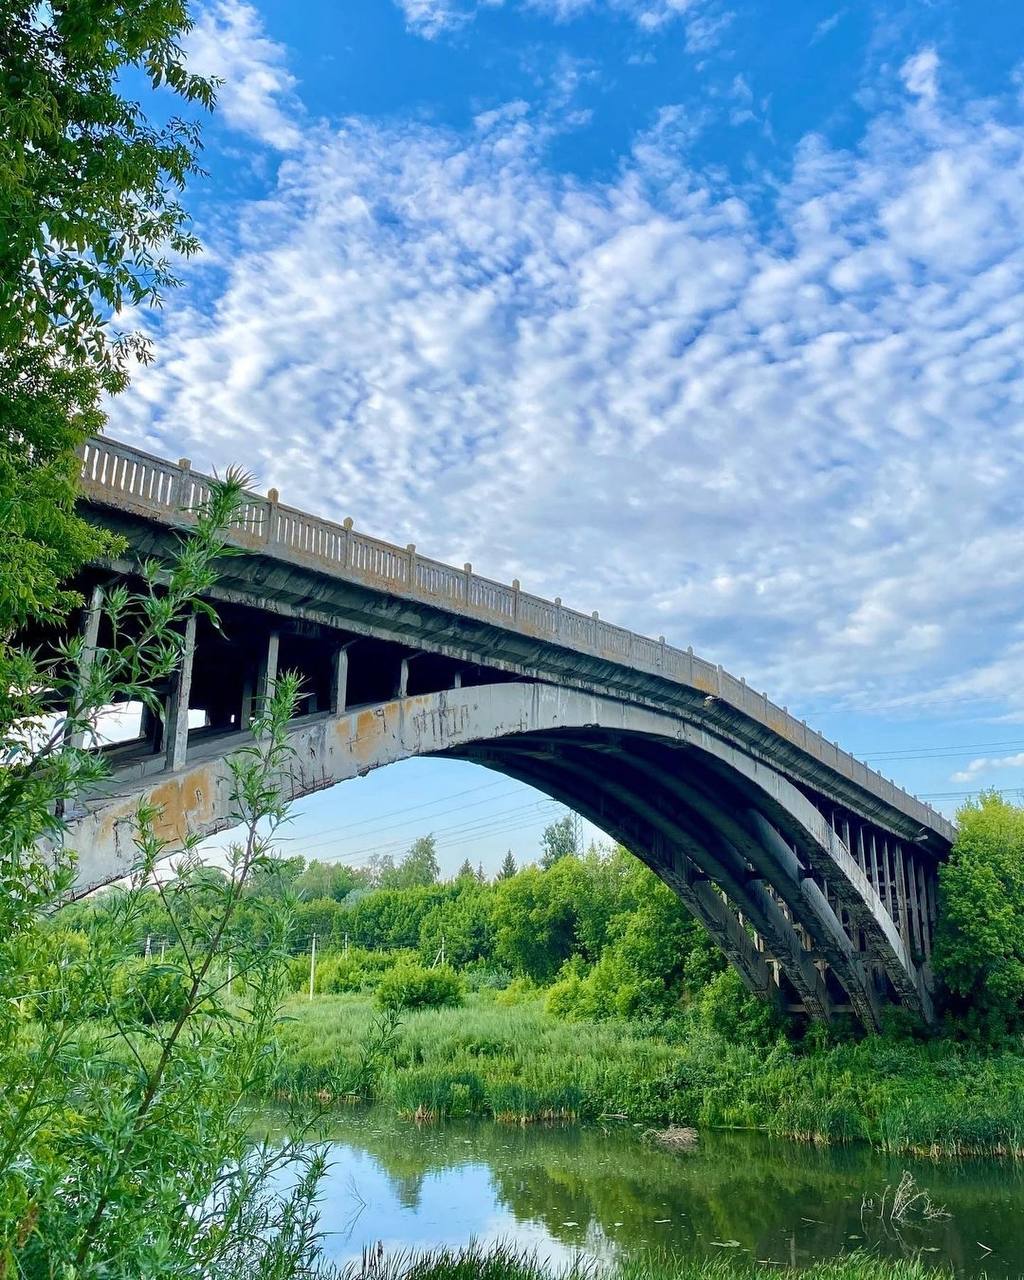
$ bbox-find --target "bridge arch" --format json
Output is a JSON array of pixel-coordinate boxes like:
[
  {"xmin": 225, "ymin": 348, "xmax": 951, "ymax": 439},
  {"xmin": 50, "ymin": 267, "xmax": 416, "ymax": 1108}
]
[{"xmin": 69, "ymin": 681, "xmax": 931, "ymax": 1028}]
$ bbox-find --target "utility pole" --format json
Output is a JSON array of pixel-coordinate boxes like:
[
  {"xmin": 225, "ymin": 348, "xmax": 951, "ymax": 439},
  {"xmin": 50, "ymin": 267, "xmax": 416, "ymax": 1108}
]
[{"xmin": 308, "ymin": 933, "xmax": 317, "ymax": 1001}]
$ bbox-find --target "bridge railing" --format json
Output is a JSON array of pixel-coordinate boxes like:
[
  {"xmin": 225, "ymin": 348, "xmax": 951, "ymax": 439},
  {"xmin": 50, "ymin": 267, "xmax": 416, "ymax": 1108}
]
[{"xmin": 78, "ymin": 435, "xmax": 954, "ymax": 842}]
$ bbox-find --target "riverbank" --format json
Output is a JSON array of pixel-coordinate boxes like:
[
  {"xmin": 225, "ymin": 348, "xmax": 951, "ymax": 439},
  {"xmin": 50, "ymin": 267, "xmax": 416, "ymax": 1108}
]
[
  {"xmin": 339, "ymin": 1246, "xmax": 949, "ymax": 1279},
  {"xmin": 340, "ymin": 1246, "xmax": 952, "ymax": 1278},
  {"xmin": 272, "ymin": 993, "xmax": 1024, "ymax": 1157}
]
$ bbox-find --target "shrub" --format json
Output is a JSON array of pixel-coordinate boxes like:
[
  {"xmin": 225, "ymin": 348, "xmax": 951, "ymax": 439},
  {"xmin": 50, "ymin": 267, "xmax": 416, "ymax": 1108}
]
[
  {"xmin": 111, "ymin": 959, "xmax": 191, "ymax": 1026},
  {"xmin": 375, "ymin": 962, "xmax": 463, "ymax": 1011},
  {"xmin": 317, "ymin": 954, "xmax": 367, "ymax": 994},
  {"xmin": 690, "ymin": 967, "xmax": 784, "ymax": 1046}
]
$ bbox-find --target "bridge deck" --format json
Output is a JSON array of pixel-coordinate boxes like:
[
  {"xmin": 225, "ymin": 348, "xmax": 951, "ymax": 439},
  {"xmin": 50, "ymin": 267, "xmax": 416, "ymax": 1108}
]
[{"xmin": 77, "ymin": 435, "xmax": 954, "ymax": 848}]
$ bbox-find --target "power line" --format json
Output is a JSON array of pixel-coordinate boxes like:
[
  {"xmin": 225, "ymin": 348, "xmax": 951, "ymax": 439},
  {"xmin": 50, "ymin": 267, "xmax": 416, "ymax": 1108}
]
[
  {"xmin": 290, "ymin": 777, "xmax": 512, "ymax": 841},
  {"xmin": 291, "ymin": 794, "xmax": 556, "ymax": 855},
  {"xmin": 859, "ymin": 738, "xmax": 1024, "ymax": 761},
  {"xmin": 289, "ymin": 797, "xmax": 560, "ymax": 862}
]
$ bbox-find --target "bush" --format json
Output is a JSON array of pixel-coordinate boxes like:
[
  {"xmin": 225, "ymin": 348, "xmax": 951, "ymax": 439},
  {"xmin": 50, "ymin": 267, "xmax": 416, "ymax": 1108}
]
[
  {"xmin": 112, "ymin": 959, "xmax": 191, "ymax": 1026},
  {"xmin": 317, "ymin": 954, "xmax": 367, "ymax": 994},
  {"xmin": 690, "ymin": 968, "xmax": 784, "ymax": 1046},
  {"xmin": 375, "ymin": 962, "xmax": 463, "ymax": 1012}
]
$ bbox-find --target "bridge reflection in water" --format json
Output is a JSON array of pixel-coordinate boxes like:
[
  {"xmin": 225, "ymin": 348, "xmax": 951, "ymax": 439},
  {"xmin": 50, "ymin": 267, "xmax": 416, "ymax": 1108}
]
[{"xmin": 41, "ymin": 436, "xmax": 953, "ymax": 1028}]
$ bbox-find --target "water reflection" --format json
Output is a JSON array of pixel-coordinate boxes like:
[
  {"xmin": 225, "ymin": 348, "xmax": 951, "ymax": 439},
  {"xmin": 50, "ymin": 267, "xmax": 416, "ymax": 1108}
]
[{"xmin": 299, "ymin": 1113, "xmax": 1024, "ymax": 1276}]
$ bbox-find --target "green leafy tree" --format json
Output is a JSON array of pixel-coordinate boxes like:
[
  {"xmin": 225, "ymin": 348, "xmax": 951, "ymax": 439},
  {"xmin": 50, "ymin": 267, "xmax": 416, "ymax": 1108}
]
[
  {"xmin": 455, "ymin": 857, "xmax": 476, "ymax": 881},
  {"xmin": 497, "ymin": 849, "xmax": 517, "ymax": 880},
  {"xmin": 295, "ymin": 858, "xmax": 366, "ymax": 901},
  {"xmin": 385, "ymin": 834, "xmax": 440, "ymax": 889},
  {"xmin": 934, "ymin": 793, "xmax": 1024, "ymax": 1038},
  {"xmin": 1, "ymin": 0, "xmax": 217, "ymax": 639},
  {"xmin": 418, "ymin": 886, "xmax": 495, "ymax": 968},
  {"xmin": 493, "ymin": 864, "xmax": 578, "ymax": 981},
  {"xmin": 539, "ymin": 814, "xmax": 579, "ymax": 869},
  {"xmin": 0, "ymin": 479, "xmax": 334, "ymax": 1273}
]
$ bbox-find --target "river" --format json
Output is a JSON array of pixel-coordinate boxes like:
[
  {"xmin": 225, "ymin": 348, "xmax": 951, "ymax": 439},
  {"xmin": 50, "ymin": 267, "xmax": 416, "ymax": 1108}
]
[{"xmin": 293, "ymin": 1112, "xmax": 1023, "ymax": 1275}]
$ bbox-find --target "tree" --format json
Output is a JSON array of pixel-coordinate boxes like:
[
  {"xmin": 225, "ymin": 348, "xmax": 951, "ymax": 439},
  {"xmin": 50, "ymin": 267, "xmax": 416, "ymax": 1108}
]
[
  {"xmin": 1, "ymin": 0, "xmax": 216, "ymax": 639},
  {"xmin": 0, "ymin": 483, "xmax": 331, "ymax": 1273},
  {"xmin": 540, "ymin": 814, "xmax": 579, "ymax": 869},
  {"xmin": 386, "ymin": 835, "xmax": 440, "ymax": 889},
  {"xmin": 934, "ymin": 793, "xmax": 1024, "ymax": 1038},
  {"xmin": 497, "ymin": 849, "xmax": 517, "ymax": 880},
  {"xmin": 493, "ymin": 865, "xmax": 578, "ymax": 981},
  {"xmin": 418, "ymin": 888, "xmax": 495, "ymax": 969},
  {"xmin": 455, "ymin": 858, "xmax": 476, "ymax": 881},
  {"xmin": 294, "ymin": 859, "xmax": 366, "ymax": 901}
]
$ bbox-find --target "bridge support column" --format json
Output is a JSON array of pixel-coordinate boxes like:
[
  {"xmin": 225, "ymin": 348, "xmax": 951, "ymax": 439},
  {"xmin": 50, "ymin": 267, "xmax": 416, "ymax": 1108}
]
[
  {"xmin": 331, "ymin": 646, "xmax": 349, "ymax": 715},
  {"xmin": 164, "ymin": 612, "xmax": 197, "ymax": 772},
  {"xmin": 67, "ymin": 585, "xmax": 104, "ymax": 750},
  {"xmin": 257, "ymin": 630, "xmax": 280, "ymax": 710}
]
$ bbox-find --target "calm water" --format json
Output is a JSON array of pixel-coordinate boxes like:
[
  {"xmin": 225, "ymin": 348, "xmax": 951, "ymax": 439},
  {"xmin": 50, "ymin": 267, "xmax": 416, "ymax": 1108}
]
[{"xmin": 291, "ymin": 1114, "xmax": 1024, "ymax": 1276}]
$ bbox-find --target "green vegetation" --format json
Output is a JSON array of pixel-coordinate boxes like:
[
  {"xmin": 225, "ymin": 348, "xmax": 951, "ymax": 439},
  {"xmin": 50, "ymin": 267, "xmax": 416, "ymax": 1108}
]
[
  {"xmin": 339, "ymin": 1242, "xmax": 950, "ymax": 1279},
  {"xmin": 376, "ymin": 962, "xmax": 464, "ymax": 1012},
  {"xmin": 269, "ymin": 991, "xmax": 1024, "ymax": 1154},
  {"xmin": 1, "ymin": 0, "xmax": 216, "ymax": 639},
  {"xmin": 56, "ymin": 798, "xmax": 1024, "ymax": 1159},
  {"xmin": 933, "ymin": 792, "xmax": 1024, "ymax": 1040}
]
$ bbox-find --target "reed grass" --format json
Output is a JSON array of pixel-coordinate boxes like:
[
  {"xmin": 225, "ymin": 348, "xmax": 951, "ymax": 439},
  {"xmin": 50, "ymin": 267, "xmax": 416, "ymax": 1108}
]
[{"xmin": 338, "ymin": 1241, "xmax": 950, "ymax": 1279}]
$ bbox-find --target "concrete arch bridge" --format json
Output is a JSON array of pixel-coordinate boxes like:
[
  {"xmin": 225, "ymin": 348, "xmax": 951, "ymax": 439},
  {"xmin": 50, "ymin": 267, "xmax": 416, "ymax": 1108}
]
[{"xmin": 51, "ymin": 437, "xmax": 954, "ymax": 1029}]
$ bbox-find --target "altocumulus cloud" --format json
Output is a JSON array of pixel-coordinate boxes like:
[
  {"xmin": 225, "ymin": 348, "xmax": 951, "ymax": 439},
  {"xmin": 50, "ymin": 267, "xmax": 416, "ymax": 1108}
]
[
  {"xmin": 110, "ymin": 5, "xmax": 1024, "ymax": 724},
  {"xmin": 393, "ymin": 0, "xmax": 709, "ymax": 39}
]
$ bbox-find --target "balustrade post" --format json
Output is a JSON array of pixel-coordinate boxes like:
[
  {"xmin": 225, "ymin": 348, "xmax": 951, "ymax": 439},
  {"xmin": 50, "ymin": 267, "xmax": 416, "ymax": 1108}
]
[
  {"xmin": 342, "ymin": 517, "xmax": 353, "ymax": 569},
  {"xmin": 464, "ymin": 563, "xmax": 472, "ymax": 606},
  {"xmin": 658, "ymin": 635, "xmax": 666, "ymax": 672},
  {"xmin": 173, "ymin": 458, "xmax": 192, "ymax": 516},
  {"xmin": 407, "ymin": 544, "xmax": 417, "ymax": 590},
  {"xmin": 591, "ymin": 610, "xmax": 600, "ymax": 649},
  {"xmin": 266, "ymin": 487, "xmax": 279, "ymax": 547},
  {"xmin": 554, "ymin": 597, "xmax": 563, "ymax": 639},
  {"xmin": 512, "ymin": 579, "xmax": 520, "ymax": 623}
]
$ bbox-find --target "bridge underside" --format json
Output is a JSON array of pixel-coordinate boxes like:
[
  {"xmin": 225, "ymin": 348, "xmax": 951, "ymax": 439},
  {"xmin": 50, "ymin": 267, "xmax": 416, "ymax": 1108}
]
[{"xmin": 67, "ymin": 681, "xmax": 937, "ymax": 1029}]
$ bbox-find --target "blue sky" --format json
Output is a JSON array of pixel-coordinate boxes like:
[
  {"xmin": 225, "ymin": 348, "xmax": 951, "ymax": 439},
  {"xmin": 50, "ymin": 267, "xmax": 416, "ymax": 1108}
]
[{"xmin": 109, "ymin": 0, "xmax": 1024, "ymax": 874}]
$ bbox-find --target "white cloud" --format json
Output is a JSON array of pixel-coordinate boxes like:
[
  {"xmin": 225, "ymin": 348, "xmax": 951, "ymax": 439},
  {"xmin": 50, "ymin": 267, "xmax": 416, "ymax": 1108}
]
[
  {"xmin": 900, "ymin": 47, "xmax": 940, "ymax": 103},
  {"xmin": 811, "ymin": 10, "xmax": 846, "ymax": 44},
  {"xmin": 108, "ymin": 35, "xmax": 1024, "ymax": 725},
  {"xmin": 394, "ymin": 0, "xmax": 703, "ymax": 38},
  {"xmin": 952, "ymin": 753, "xmax": 1024, "ymax": 784},
  {"xmin": 185, "ymin": 0, "xmax": 301, "ymax": 149}
]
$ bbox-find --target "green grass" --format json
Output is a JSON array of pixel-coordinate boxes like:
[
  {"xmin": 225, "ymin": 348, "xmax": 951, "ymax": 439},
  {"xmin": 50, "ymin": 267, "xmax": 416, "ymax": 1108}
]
[
  {"xmin": 271, "ymin": 992, "xmax": 1024, "ymax": 1156},
  {"xmin": 337, "ymin": 1242, "xmax": 949, "ymax": 1279}
]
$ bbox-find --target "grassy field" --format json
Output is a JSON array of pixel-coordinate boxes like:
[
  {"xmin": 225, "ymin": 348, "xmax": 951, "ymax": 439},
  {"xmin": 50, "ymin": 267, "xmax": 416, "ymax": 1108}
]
[
  {"xmin": 272, "ymin": 992, "xmax": 1024, "ymax": 1157},
  {"xmin": 338, "ymin": 1242, "xmax": 950, "ymax": 1279}
]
